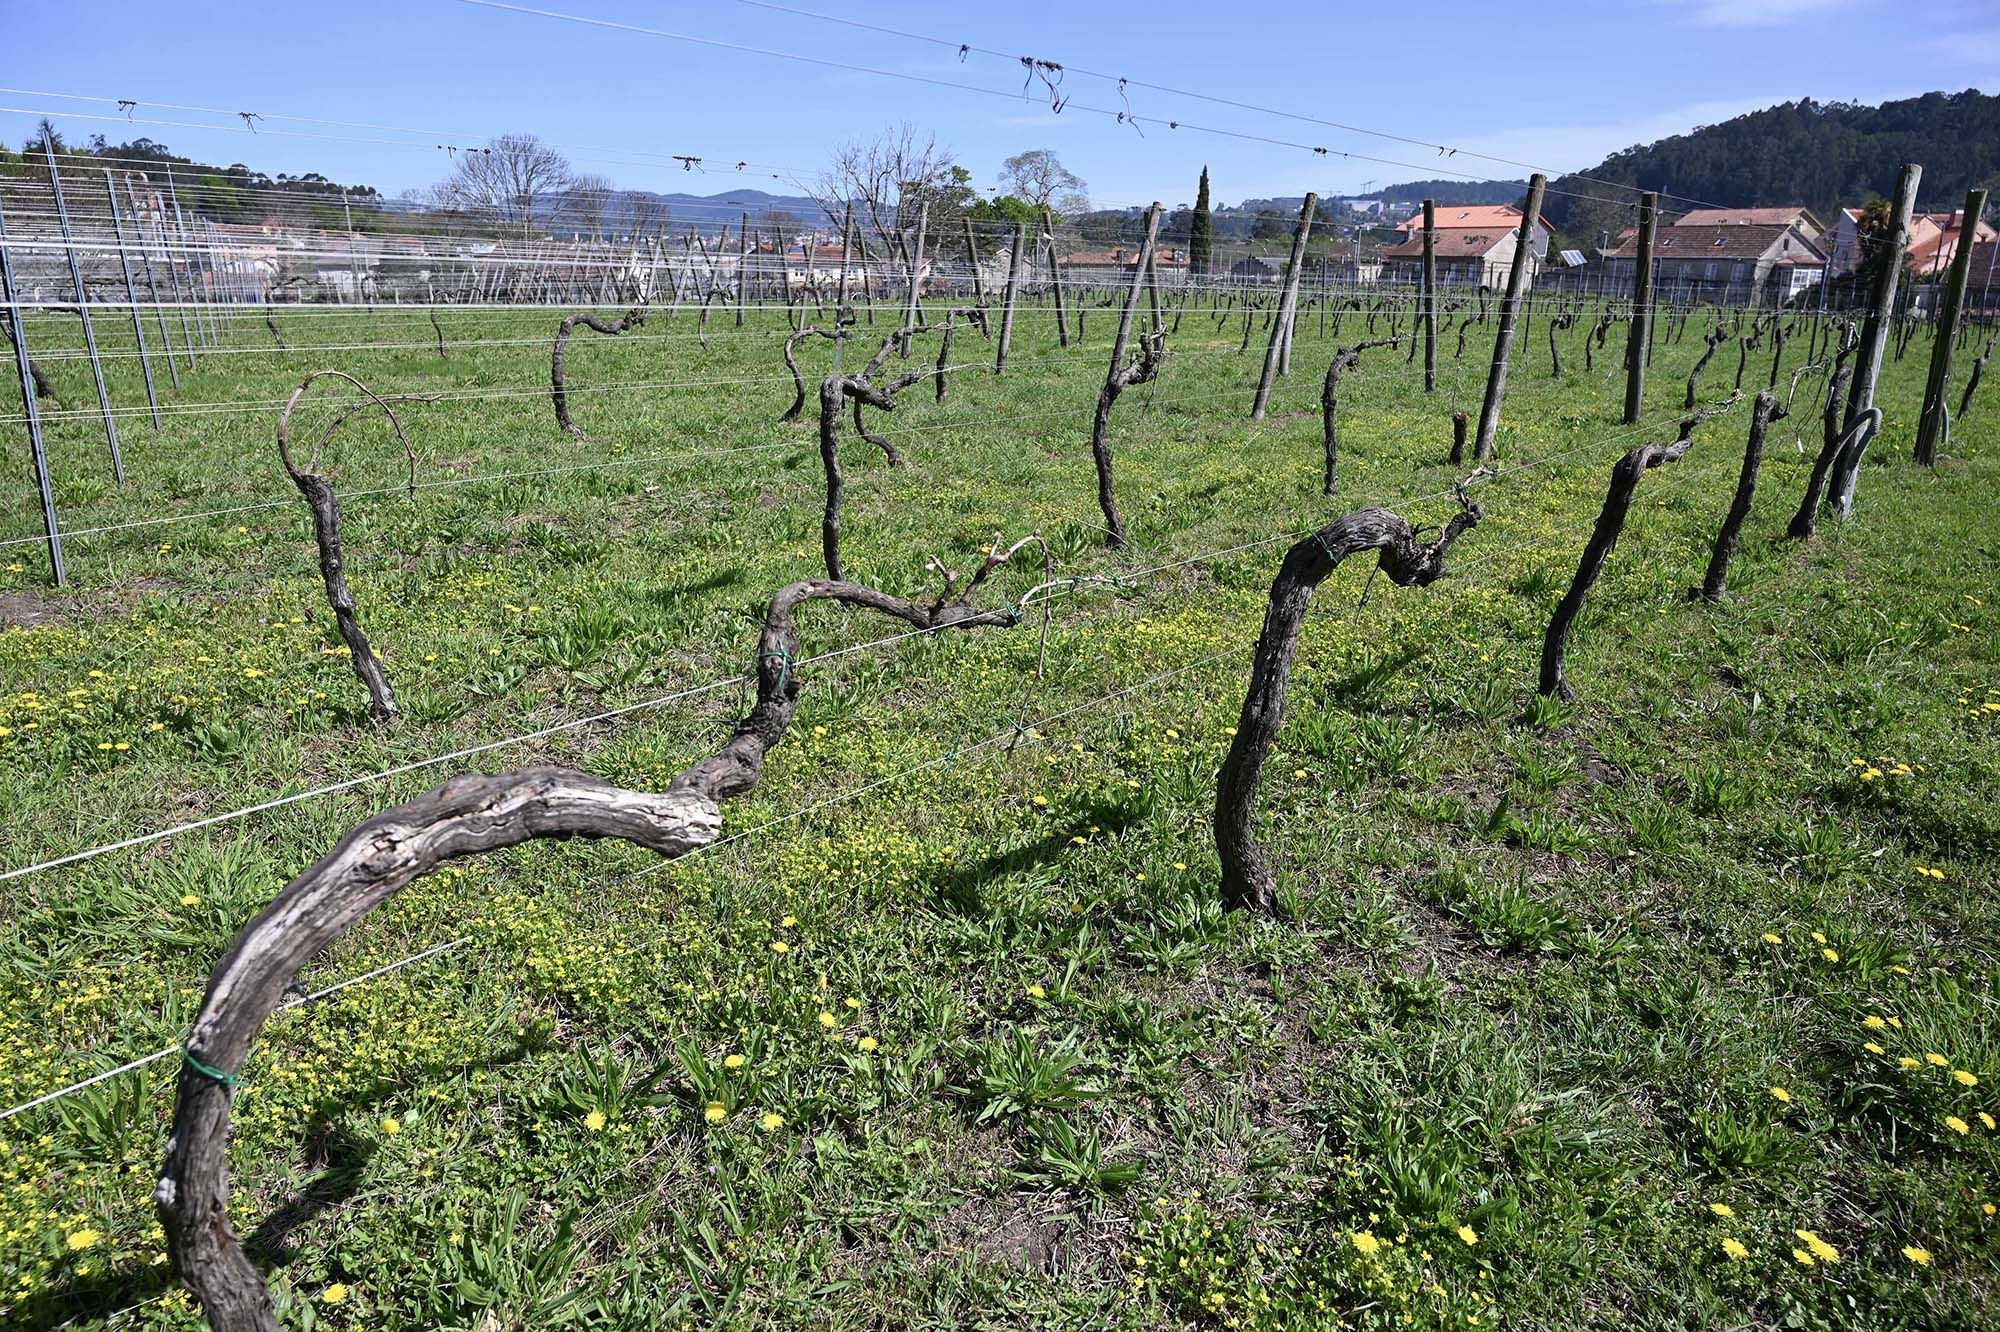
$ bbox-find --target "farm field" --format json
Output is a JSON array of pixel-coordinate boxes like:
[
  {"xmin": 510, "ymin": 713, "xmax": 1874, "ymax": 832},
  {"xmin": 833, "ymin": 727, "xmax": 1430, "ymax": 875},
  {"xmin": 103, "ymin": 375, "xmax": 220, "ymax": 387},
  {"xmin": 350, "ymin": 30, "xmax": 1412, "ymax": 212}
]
[{"xmin": 1, "ymin": 292, "xmax": 1997, "ymax": 1331}]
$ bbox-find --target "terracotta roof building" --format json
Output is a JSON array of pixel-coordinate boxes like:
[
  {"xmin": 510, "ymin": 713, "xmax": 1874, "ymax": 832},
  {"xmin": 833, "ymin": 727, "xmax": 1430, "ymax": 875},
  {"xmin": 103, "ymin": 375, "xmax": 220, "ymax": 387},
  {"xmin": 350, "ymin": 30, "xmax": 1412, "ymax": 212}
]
[{"xmin": 1602, "ymin": 221, "xmax": 1827, "ymax": 304}]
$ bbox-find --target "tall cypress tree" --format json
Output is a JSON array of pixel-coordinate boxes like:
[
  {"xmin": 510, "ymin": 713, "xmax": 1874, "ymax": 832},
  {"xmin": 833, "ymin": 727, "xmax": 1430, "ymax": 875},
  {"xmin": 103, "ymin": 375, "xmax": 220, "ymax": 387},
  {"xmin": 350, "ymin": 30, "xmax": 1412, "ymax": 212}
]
[{"xmin": 1190, "ymin": 166, "xmax": 1213, "ymax": 277}]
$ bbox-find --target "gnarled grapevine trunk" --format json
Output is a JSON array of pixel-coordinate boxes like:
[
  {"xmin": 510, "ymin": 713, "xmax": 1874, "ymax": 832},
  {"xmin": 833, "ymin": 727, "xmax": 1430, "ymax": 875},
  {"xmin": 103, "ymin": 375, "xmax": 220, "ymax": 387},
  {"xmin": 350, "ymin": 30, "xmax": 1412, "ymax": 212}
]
[
  {"xmin": 1684, "ymin": 326, "xmax": 1731, "ymax": 409},
  {"xmin": 1320, "ymin": 338, "xmax": 1398, "ymax": 496},
  {"xmin": 1539, "ymin": 395, "xmax": 1738, "ymax": 701},
  {"xmin": 935, "ymin": 305, "xmax": 988, "ymax": 403},
  {"xmin": 1, "ymin": 309, "xmax": 60, "ymax": 408},
  {"xmin": 1695, "ymin": 390, "xmax": 1786, "ymax": 602},
  {"xmin": 1215, "ymin": 498, "xmax": 1483, "ymax": 914},
  {"xmin": 816, "ymin": 330, "xmax": 934, "ymax": 578},
  {"xmin": 1090, "ymin": 330, "xmax": 1166, "ymax": 548},
  {"xmin": 275, "ymin": 371, "xmax": 418, "ymax": 725},
  {"xmin": 551, "ymin": 308, "xmax": 647, "ymax": 440},
  {"xmin": 158, "ymin": 543, "xmax": 1045, "ymax": 1332},
  {"xmin": 1958, "ymin": 338, "xmax": 1991, "ymax": 421},
  {"xmin": 1785, "ymin": 326, "xmax": 1862, "ymax": 541}
]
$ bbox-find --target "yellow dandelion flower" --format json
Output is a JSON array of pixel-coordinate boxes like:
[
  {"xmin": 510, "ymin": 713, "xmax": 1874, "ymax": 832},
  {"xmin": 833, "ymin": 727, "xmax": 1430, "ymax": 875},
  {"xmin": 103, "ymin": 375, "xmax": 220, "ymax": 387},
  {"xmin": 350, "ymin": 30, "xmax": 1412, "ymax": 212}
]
[
  {"xmin": 379, "ymin": 1117, "xmax": 401, "ymax": 1136},
  {"xmin": 1708, "ymin": 1203, "xmax": 1735, "ymax": 1219},
  {"xmin": 769, "ymin": 941, "xmax": 789, "ymax": 954},
  {"xmin": 761, "ymin": 1112, "xmax": 784, "ymax": 1132},
  {"xmin": 1863, "ymin": 1016, "xmax": 1887, "ymax": 1030},
  {"xmin": 818, "ymin": 1011, "xmax": 838, "ymax": 1029},
  {"xmin": 1865, "ymin": 1042, "xmax": 1886, "ymax": 1055},
  {"xmin": 584, "ymin": 1110, "xmax": 606, "ymax": 1131},
  {"xmin": 1026, "ymin": 984, "xmax": 1046, "ymax": 999},
  {"xmin": 66, "ymin": 1228, "xmax": 102, "ymax": 1251},
  {"xmin": 1791, "ymin": 1248, "xmax": 1814, "ymax": 1267},
  {"xmin": 1952, "ymin": 1070, "xmax": 1978, "ymax": 1087},
  {"xmin": 703, "ymin": 1102, "xmax": 726, "ymax": 1123},
  {"xmin": 1925, "ymin": 1053, "xmax": 1949, "ymax": 1067},
  {"xmin": 1350, "ymin": 1231, "xmax": 1382, "ymax": 1257},
  {"xmin": 1979, "ymin": 1113, "xmax": 1996, "ymax": 1131},
  {"xmin": 1944, "ymin": 1115, "xmax": 1970, "ymax": 1135},
  {"xmin": 780, "ymin": 915, "xmax": 797, "ymax": 927},
  {"xmin": 1456, "ymin": 1224, "xmax": 1478, "ymax": 1245},
  {"xmin": 1721, "ymin": 1238, "xmax": 1749, "ymax": 1260},
  {"xmin": 180, "ymin": 894, "xmax": 200, "ymax": 907},
  {"xmin": 858, "ymin": 1036, "xmax": 878, "ymax": 1052},
  {"xmin": 1811, "ymin": 931, "xmax": 1828, "ymax": 944},
  {"xmin": 1769, "ymin": 1086, "xmax": 1792, "ymax": 1103},
  {"xmin": 1760, "ymin": 932, "xmax": 1782, "ymax": 945},
  {"xmin": 1901, "ymin": 1245, "xmax": 1932, "ymax": 1266},
  {"xmin": 723, "ymin": 1054, "xmax": 746, "ymax": 1069},
  {"xmin": 1899, "ymin": 1056, "xmax": 1922, "ymax": 1069},
  {"xmin": 321, "ymin": 1283, "xmax": 348, "ymax": 1305},
  {"xmin": 1822, "ymin": 948, "xmax": 1840, "ymax": 963},
  {"xmin": 1795, "ymin": 1231, "xmax": 1838, "ymax": 1263}
]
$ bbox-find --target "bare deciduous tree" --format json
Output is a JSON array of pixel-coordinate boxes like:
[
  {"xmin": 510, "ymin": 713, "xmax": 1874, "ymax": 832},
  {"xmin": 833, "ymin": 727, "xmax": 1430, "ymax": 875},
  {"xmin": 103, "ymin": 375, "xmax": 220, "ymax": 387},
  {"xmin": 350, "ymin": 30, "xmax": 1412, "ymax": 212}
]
[
  {"xmin": 433, "ymin": 133, "xmax": 574, "ymax": 239},
  {"xmin": 558, "ymin": 174, "xmax": 615, "ymax": 241},
  {"xmin": 808, "ymin": 123, "xmax": 958, "ymax": 265},
  {"xmin": 999, "ymin": 149, "xmax": 1089, "ymax": 217}
]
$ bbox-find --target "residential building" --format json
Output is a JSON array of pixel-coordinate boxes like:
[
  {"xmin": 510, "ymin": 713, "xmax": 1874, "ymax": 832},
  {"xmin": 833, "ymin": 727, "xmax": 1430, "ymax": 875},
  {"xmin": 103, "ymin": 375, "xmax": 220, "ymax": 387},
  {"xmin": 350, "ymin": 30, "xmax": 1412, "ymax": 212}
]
[{"xmin": 1601, "ymin": 222, "xmax": 1826, "ymax": 305}]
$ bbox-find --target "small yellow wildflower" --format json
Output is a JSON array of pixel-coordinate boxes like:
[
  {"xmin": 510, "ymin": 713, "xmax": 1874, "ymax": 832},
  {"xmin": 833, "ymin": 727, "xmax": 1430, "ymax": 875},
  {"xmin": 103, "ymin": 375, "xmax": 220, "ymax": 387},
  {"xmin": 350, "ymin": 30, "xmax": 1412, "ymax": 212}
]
[
  {"xmin": 1026, "ymin": 984, "xmax": 1046, "ymax": 999},
  {"xmin": 1456, "ymin": 1224, "xmax": 1478, "ymax": 1245},
  {"xmin": 1350, "ymin": 1231, "xmax": 1382, "ymax": 1257},
  {"xmin": 1952, "ymin": 1070, "xmax": 1978, "ymax": 1087},
  {"xmin": 1865, "ymin": 1042, "xmax": 1885, "ymax": 1055},
  {"xmin": 818, "ymin": 1011, "xmax": 838, "ymax": 1029},
  {"xmin": 1795, "ymin": 1230, "xmax": 1838, "ymax": 1263},
  {"xmin": 703, "ymin": 1102, "xmax": 726, "ymax": 1123},
  {"xmin": 1769, "ymin": 1086, "xmax": 1792, "ymax": 1103},
  {"xmin": 761, "ymin": 1112, "xmax": 784, "ymax": 1132},
  {"xmin": 1901, "ymin": 1245, "xmax": 1932, "ymax": 1266},
  {"xmin": 1980, "ymin": 1113, "xmax": 1996, "ymax": 1131},
  {"xmin": 1791, "ymin": 1248, "xmax": 1815, "ymax": 1267},
  {"xmin": 322, "ymin": 1283, "xmax": 348, "ymax": 1305},
  {"xmin": 1944, "ymin": 1115, "xmax": 1970, "ymax": 1135},
  {"xmin": 1822, "ymin": 948, "xmax": 1840, "ymax": 963},
  {"xmin": 1760, "ymin": 932, "xmax": 1781, "ymax": 944},
  {"xmin": 1720, "ymin": 1238, "xmax": 1749, "ymax": 1260},
  {"xmin": 66, "ymin": 1229, "xmax": 101, "ymax": 1251},
  {"xmin": 770, "ymin": 941, "xmax": 789, "ymax": 954},
  {"xmin": 858, "ymin": 1036, "xmax": 878, "ymax": 1052},
  {"xmin": 1863, "ymin": 1015, "xmax": 1887, "ymax": 1031},
  {"xmin": 1900, "ymin": 1056, "xmax": 1922, "ymax": 1069},
  {"xmin": 180, "ymin": 894, "xmax": 200, "ymax": 907},
  {"xmin": 723, "ymin": 1054, "xmax": 746, "ymax": 1069},
  {"xmin": 379, "ymin": 1117, "xmax": 401, "ymax": 1136},
  {"xmin": 1708, "ymin": 1203, "xmax": 1735, "ymax": 1219},
  {"xmin": 780, "ymin": 915, "xmax": 797, "ymax": 928},
  {"xmin": 1925, "ymin": 1053, "xmax": 1949, "ymax": 1067},
  {"xmin": 584, "ymin": 1110, "xmax": 606, "ymax": 1131}
]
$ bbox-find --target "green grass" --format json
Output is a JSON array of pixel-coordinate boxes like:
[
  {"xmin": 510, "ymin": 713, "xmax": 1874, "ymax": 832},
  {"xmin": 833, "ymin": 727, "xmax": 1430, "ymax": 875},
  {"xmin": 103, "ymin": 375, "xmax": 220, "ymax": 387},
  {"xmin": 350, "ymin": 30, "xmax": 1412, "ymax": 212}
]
[{"xmin": 1, "ymin": 293, "xmax": 1996, "ymax": 1330}]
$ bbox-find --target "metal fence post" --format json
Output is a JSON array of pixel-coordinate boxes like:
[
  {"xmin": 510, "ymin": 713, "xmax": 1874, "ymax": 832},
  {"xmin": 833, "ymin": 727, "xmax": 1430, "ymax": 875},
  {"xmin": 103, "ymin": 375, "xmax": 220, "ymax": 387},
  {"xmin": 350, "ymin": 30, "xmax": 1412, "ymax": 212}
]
[
  {"xmin": 122, "ymin": 174, "xmax": 181, "ymax": 390},
  {"xmin": 44, "ymin": 133, "xmax": 125, "ymax": 486},
  {"xmin": 0, "ymin": 195, "xmax": 66, "ymax": 585},
  {"xmin": 104, "ymin": 168, "xmax": 162, "ymax": 430}
]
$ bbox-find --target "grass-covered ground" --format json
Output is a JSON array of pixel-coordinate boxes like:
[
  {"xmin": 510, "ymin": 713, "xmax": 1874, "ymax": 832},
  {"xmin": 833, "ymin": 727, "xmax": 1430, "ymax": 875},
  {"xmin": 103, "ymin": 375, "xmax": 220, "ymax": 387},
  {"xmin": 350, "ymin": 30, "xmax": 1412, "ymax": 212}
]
[{"xmin": 1, "ymin": 290, "xmax": 1995, "ymax": 1330}]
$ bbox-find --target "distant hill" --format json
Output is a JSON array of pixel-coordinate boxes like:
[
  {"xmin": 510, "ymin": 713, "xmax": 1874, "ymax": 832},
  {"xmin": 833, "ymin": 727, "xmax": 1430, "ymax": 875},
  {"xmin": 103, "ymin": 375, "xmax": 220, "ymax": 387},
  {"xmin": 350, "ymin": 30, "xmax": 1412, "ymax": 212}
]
[
  {"xmin": 1544, "ymin": 90, "xmax": 2000, "ymax": 241},
  {"xmin": 1358, "ymin": 90, "xmax": 2000, "ymax": 245}
]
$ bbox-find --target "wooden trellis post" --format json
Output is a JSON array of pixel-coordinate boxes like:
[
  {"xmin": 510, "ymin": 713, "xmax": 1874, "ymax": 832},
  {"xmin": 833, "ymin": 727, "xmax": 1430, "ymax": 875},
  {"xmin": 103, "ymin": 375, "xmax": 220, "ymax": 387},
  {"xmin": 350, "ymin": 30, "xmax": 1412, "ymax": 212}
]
[
  {"xmin": 1043, "ymin": 206, "xmax": 1069, "ymax": 349},
  {"xmin": 1421, "ymin": 199, "xmax": 1438, "ymax": 393},
  {"xmin": 1828, "ymin": 162, "xmax": 1919, "ymax": 519},
  {"xmin": 1914, "ymin": 187, "xmax": 1986, "ymax": 465},
  {"xmin": 0, "ymin": 194, "xmax": 65, "ymax": 584},
  {"xmin": 1472, "ymin": 174, "xmax": 1548, "ymax": 460},
  {"xmin": 1252, "ymin": 192, "xmax": 1317, "ymax": 419},
  {"xmin": 995, "ymin": 219, "xmax": 1027, "ymax": 373},
  {"xmin": 1623, "ymin": 191, "xmax": 1658, "ymax": 425}
]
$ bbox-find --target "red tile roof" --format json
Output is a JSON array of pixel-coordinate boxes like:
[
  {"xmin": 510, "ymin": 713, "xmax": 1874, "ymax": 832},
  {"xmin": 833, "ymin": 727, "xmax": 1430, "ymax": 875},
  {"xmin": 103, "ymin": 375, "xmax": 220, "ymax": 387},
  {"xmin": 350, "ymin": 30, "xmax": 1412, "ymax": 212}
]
[
  {"xmin": 1603, "ymin": 223, "xmax": 1819, "ymax": 263},
  {"xmin": 1675, "ymin": 206, "xmax": 1821, "ymax": 229},
  {"xmin": 1397, "ymin": 204, "xmax": 1551, "ymax": 233},
  {"xmin": 1379, "ymin": 228, "xmax": 1509, "ymax": 259}
]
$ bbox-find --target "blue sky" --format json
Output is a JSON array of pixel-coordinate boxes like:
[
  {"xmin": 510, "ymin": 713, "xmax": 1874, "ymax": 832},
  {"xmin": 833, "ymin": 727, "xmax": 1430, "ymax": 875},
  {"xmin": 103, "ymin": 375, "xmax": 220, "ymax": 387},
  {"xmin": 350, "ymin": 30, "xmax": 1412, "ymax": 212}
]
[{"xmin": 6, "ymin": 0, "xmax": 1996, "ymax": 212}]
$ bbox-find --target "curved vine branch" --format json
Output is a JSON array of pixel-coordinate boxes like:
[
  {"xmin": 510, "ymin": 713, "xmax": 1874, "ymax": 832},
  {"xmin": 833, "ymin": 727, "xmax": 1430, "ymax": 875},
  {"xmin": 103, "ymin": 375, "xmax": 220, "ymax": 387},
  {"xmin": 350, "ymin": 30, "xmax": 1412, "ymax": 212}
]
[
  {"xmin": 781, "ymin": 315, "xmax": 849, "ymax": 423},
  {"xmin": 816, "ymin": 330, "xmax": 936, "ymax": 578},
  {"xmin": 1214, "ymin": 494, "xmax": 1484, "ymax": 915},
  {"xmin": 1684, "ymin": 325, "xmax": 1731, "ymax": 409},
  {"xmin": 275, "ymin": 371, "xmax": 419, "ymax": 725},
  {"xmin": 935, "ymin": 305, "xmax": 989, "ymax": 403},
  {"xmin": 1091, "ymin": 328, "xmax": 1167, "ymax": 548},
  {"xmin": 157, "ymin": 541, "xmax": 1045, "ymax": 1332},
  {"xmin": 1320, "ymin": 338, "xmax": 1398, "ymax": 497},
  {"xmin": 552, "ymin": 308, "xmax": 647, "ymax": 440},
  {"xmin": 1538, "ymin": 394, "xmax": 1740, "ymax": 702},
  {"xmin": 1785, "ymin": 324, "xmax": 1862, "ymax": 541},
  {"xmin": 1694, "ymin": 389, "xmax": 1787, "ymax": 602}
]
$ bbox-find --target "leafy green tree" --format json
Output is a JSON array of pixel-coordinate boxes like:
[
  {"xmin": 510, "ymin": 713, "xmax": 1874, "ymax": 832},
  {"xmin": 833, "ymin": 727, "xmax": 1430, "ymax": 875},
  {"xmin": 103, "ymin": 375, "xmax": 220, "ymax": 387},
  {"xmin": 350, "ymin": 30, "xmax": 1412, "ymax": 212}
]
[{"xmin": 1190, "ymin": 166, "xmax": 1213, "ymax": 275}]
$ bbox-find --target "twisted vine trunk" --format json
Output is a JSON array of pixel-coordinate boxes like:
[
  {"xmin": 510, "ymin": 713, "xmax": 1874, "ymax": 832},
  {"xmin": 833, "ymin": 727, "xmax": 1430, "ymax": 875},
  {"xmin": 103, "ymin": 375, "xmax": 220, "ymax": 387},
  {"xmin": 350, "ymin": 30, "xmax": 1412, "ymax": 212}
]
[
  {"xmin": 1695, "ymin": 390, "xmax": 1786, "ymax": 602},
  {"xmin": 1320, "ymin": 339, "xmax": 1397, "ymax": 496},
  {"xmin": 0, "ymin": 310, "xmax": 59, "ymax": 408},
  {"xmin": 275, "ymin": 371, "xmax": 419, "ymax": 725},
  {"xmin": 816, "ymin": 331, "xmax": 933, "ymax": 577},
  {"xmin": 429, "ymin": 305, "xmax": 448, "ymax": 358},
  {"xmin": 1215, "ymin": 501, "xmax": 1483, "ymax": 914},
  {"xmin": 1684, "ymin": 326, "xmax": 1730, "ymax": 409},
  {"xmin": 1090, "ymin": 332, "xmax": 1164, "ymax": 548},
  {"xmin": 1539, "ymin": 396, "xmax": 1738, "ymax": 701},
  {"xmin": 552, "ymin": 308, "xmax": 647, "ymax": 440},
  {"xmin": 158, "ymin": 550, "xmax": 1039, "ymax": 1332},
  {"xmin": 1785, "ymin": 364, "xmax": 1859, "ymax": 541},
  {"xmin": 1960, "ymin": 339, "xmax": 1992, "ymax": 421}
]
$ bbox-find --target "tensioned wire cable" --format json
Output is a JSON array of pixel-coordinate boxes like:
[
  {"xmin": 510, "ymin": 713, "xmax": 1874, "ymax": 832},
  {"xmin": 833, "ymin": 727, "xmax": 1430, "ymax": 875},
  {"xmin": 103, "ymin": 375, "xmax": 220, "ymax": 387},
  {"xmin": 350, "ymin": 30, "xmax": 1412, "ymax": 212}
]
[
  {"xmin": 0, "ymin": 383, "xmax": 1734, "ymax": 887},
  {"xmin": 0, "ymin": 384, "xmax": 1770, "ymax": 1120},
  {"xmin": 0, "ymin": 342, "xmax": 1500, "ymax": 543}
]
